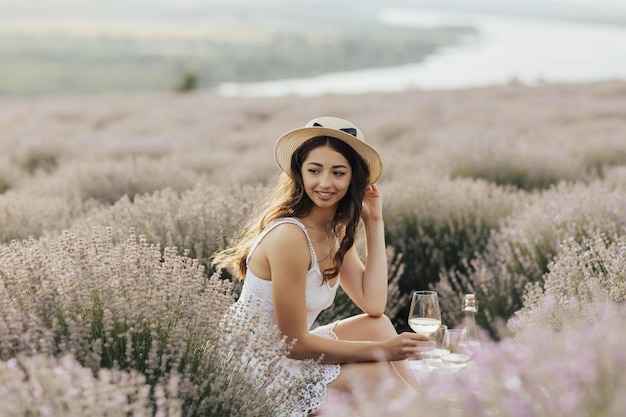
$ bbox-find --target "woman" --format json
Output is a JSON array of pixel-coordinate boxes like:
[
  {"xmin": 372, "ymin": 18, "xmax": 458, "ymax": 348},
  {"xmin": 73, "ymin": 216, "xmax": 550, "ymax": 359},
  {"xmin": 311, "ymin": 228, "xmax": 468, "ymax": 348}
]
[{"xmin": 213, "ymin": 116, "xmax": 428, "ymax": 415}]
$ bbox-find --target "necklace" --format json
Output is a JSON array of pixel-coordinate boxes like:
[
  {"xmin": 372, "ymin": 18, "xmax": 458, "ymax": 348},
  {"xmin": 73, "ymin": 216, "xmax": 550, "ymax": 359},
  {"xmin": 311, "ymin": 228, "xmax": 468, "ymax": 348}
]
[
  {"xmin": 306, "ymin": 225, "xmax": 336, "ymax": 263},
  {"xmin": 317, "ymin": 244, "xmax": 335, "ymax": 263}
]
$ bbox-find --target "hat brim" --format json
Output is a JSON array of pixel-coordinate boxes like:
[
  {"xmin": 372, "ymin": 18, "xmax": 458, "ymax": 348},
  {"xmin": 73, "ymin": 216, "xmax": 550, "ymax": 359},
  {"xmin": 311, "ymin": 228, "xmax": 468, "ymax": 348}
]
[{"xmin": 274, "ymin": 126, "xmax": 383, "ymax": 184}]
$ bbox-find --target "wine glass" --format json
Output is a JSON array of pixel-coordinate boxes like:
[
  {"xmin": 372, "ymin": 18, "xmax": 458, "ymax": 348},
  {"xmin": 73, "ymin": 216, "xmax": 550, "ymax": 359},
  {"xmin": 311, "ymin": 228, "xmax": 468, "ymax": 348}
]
[
  {"xmin": 422, "ymin": 325, "xmax": 448, "ymax": 368},
  {"xmin": 408, "ymin": 291, "xmax": 441, "ymax": 370},
  {"xmin": 441, "ymin": 328, "xmax": 470, "ymax": 371},
  {"xmin": 408, "ymin": 291, "xmax": 442, "ymax": 336}
]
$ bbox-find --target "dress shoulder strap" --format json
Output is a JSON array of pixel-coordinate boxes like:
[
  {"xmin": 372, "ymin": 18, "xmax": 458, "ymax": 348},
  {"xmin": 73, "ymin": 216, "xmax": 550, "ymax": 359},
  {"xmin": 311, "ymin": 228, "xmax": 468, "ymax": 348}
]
[{"xmin": 246, "ymin": 217, "xmax": 318, "ymax": 266}]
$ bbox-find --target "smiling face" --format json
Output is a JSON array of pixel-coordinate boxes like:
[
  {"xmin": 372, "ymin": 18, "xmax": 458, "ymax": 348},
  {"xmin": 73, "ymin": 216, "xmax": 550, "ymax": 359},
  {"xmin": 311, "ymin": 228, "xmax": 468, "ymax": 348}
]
[
  {"xmin": 286, "ymin": 136, "xmax": 369, "ymax": 223},
  {"xmin": 301, "ymin": 145, "xmax": 352, "ymax": 210}
]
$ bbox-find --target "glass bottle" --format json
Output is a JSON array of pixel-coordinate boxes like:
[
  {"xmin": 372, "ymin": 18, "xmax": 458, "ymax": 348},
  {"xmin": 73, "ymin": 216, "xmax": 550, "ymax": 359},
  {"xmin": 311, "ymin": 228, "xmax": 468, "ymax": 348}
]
[{"xmin": 462, "ymin": 294, "xmax": 481, "ymax": 349}]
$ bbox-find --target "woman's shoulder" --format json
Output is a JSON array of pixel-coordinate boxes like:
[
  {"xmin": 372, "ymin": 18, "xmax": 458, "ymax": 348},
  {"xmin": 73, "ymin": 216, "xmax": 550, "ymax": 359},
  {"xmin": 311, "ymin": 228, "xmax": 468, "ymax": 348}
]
[
  {"xmin": 270, "ymin": 216, "xmax": 306, "ymax": 228},
  {"xmin": 261, "ymin": 219, "xmax": 308, "ymax": 247},
  {"xmin": 258, "ymin": 220, "xmax": 311, "ymax": 266}
]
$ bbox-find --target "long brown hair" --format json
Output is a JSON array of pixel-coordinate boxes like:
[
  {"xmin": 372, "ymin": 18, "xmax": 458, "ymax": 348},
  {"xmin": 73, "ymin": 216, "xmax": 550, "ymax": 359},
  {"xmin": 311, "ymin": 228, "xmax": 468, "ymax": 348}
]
[{"xmin": 212, "ymin": 136, "xmax": 370, "ymax": 282}]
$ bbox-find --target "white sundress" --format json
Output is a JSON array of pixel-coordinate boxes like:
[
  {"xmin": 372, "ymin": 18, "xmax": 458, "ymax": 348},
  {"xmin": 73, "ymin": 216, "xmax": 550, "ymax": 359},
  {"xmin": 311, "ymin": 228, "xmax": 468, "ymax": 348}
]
[{"xmin": 222, "ymin": 217, "xmax": 342, "ymax": 416}]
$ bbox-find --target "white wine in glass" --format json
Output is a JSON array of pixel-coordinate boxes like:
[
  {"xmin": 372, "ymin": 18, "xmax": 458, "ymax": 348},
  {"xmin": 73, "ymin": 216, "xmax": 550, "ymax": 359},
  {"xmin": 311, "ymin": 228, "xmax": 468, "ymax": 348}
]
[{"xmin": 408, "ymin": 291, "xmax": 442, "ymax": 336}]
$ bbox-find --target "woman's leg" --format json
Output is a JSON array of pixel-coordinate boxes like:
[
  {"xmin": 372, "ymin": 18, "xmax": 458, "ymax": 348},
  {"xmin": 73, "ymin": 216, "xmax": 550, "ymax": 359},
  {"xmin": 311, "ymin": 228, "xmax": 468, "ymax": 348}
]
[{"xmin": 327, "ymin": 314, "xmax": 420, "ymax": 391}]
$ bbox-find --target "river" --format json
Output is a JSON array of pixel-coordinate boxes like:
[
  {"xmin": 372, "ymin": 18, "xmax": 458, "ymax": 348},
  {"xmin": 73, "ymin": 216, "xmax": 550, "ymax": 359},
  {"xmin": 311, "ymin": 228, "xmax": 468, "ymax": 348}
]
[{"xmin": 216, "ymin": 8, "xmax": 626, "ymax": 97}]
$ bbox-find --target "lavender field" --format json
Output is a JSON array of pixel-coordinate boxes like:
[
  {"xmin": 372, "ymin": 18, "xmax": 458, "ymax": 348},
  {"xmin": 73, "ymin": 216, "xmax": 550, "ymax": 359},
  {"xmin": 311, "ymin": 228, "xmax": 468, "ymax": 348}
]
[{"xmin": 1, "ymin": 80, "xmax": 626, "ymax": 416}]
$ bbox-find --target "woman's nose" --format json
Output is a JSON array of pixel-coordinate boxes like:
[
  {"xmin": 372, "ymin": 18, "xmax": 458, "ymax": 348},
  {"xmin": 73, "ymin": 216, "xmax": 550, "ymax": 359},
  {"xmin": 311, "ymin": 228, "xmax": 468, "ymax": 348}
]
[{"xmin": 318, "ymin": 172, "xmax": 332, "ymax": 187}]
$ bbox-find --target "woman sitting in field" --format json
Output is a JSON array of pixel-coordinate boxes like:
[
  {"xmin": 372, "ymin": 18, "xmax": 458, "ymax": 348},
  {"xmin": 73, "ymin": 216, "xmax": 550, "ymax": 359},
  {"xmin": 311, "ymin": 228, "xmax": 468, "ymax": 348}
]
[{"xmin": 213, "ymin": 116, "xmax": 428, "ymax": 416}]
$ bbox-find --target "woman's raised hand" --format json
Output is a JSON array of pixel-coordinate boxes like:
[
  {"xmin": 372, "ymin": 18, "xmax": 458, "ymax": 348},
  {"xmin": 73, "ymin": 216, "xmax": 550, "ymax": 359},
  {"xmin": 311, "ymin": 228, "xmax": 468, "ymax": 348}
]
[{"xmin": 361, "ymin": 184, "xmax": 383, "ymax": 222}]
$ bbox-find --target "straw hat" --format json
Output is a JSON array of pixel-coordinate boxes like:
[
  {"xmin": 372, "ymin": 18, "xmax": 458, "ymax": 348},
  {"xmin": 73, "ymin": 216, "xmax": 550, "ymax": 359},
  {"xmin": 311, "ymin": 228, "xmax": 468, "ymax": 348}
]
[{"xmin": 274, "ymin": 116, "xmax": 383, "ymax": 184}]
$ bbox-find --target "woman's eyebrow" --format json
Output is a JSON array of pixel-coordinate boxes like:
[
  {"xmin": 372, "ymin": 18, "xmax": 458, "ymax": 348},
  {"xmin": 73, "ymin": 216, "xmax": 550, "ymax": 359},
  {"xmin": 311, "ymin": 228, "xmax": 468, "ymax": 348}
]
[{"xmin": 306, "ymin": 161, "xmax": 348, "ymax": 169}]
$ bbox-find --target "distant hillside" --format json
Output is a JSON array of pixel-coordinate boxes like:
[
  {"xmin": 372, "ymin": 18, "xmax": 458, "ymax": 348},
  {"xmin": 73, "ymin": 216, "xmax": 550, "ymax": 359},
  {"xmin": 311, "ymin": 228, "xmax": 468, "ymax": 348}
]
[{"xmin": 0, "ymin": 28, "xmax": 473, "ymax": 96}]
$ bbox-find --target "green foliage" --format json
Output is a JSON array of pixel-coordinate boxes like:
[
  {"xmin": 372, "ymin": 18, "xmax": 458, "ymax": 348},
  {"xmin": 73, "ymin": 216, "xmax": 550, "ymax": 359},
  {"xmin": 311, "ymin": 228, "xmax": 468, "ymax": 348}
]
[
  {"xmin": 0, "ymin": 157, "xmax": 25, "ymax": 193},
  {"xmin": 437, "ymin": 180, "xmax": 626, "ymax": 338},
  {"xmin": 174, "ymin": 71, "xmax": 198, "ymax": 93},
  {"xmin": 0, "ymin": 179, "xmax": 10, "ymax": 194},
  {"xmin": 17, "ymin": 151, "xmax": 58, "ymax": 174},
  {"xmin": 316, "ymin": 246, "xmax": 409, "ymax": 326},
  {"xmin": 380, "ymin": 176, "xmax": 523, "ymax": 330}
]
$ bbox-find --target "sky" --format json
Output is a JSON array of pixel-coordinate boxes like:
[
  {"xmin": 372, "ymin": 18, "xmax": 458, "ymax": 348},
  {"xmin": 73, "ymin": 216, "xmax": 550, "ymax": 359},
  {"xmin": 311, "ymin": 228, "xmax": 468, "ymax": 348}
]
[
  {"xmin": 2, "ymin": 1, "xmax": 625, "ymax": 40},
  {"xmin": 1, "ymin": 0, "xmax": 622, "ymax": 15}
]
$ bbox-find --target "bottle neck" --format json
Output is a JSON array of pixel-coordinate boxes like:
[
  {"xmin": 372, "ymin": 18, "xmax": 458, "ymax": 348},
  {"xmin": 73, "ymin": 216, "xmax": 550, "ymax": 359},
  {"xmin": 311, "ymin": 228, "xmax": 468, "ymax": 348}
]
[
  {"xmin": 463, "ymin": 309, "xmax": 477, "ymax": 328},
  {"xmin": 462, "ymin": 296, "xmax": 480, "ymax": 344}
]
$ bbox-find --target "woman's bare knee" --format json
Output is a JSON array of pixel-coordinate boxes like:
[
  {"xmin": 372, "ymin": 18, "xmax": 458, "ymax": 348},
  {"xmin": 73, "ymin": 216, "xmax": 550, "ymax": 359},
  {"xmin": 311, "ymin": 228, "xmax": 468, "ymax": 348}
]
[{"xmin": 334, "ymin": 313, "xmax": 397, "ymax": 342}]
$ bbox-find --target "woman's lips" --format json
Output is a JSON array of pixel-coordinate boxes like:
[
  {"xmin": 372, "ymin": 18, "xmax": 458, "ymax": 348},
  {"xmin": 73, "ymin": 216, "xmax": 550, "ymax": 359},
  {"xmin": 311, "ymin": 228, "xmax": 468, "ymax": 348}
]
[{"xmin": 315, "ymin": 191, "xmax": 334, "ymax": 200}]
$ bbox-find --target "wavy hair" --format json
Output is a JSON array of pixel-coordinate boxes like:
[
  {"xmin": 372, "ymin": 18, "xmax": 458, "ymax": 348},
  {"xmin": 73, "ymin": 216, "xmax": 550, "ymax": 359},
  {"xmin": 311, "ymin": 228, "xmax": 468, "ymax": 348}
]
[{"xmin": 212, "ymin": 136, "xmax": 370, "ymax": 283}]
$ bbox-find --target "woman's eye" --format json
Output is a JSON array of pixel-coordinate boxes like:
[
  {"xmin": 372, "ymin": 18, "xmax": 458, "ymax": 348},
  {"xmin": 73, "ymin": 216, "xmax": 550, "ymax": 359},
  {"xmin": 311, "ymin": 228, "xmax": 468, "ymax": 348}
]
[
  {"xmin": 308, "ymin": 169, "xmax": 319, "ymax": 174},
  {"xmin": 334, "ymin": 171, "xmax": 346, "ymax": 176}
]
